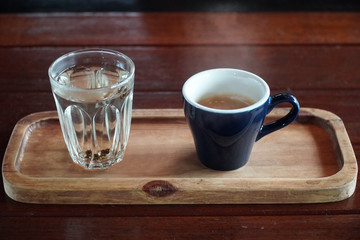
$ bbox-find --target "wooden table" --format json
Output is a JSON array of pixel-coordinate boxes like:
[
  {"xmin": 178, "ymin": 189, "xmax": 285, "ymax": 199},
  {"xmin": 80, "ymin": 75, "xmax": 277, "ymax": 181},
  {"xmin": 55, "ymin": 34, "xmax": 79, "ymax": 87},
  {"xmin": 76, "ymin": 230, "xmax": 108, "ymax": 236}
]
[{"xmin": 1, "ymin": 12, "xmax": 360, "ymax": 239}]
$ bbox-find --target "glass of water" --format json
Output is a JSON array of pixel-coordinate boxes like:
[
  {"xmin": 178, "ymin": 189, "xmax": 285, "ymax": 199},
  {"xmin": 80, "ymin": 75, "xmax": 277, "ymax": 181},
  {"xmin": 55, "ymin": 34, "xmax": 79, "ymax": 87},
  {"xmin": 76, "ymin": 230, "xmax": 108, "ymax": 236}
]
[{"xmin": 49, "ymin": 49, "xmax": 135, "ymax": 170}]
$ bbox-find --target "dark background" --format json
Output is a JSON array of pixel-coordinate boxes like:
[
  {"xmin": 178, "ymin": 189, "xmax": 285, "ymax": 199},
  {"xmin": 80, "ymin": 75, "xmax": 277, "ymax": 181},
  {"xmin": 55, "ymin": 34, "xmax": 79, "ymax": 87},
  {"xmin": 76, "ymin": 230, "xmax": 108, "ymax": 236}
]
[{"xmin": 2, "ymin": 0, "xmax": 360, "ymax": 13}]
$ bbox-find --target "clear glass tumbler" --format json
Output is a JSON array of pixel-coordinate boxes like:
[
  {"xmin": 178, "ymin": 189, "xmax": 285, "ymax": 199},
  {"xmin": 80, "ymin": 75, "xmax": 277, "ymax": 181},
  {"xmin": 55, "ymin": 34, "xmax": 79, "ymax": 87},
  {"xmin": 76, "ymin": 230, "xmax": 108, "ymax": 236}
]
[{"xmin": 48, "ymin": 49, "xmax": 135, "ymax": 169}]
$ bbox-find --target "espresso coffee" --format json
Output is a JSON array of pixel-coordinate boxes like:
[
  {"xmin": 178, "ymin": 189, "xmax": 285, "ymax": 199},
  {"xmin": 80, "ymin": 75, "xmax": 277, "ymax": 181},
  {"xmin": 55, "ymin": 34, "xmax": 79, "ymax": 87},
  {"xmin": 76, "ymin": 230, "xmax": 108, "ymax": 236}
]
[{"xmin": 197, "ymin": 93, "xmax": 255, "ymax": 110}]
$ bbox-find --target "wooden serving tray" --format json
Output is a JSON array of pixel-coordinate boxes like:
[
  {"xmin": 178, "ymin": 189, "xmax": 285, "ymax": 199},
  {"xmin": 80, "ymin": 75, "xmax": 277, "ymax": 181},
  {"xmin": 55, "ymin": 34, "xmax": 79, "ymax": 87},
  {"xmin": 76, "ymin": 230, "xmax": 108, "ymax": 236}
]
[{"xmin": 2, "ymin": 108, "xmax": 358, "ymax": 204}]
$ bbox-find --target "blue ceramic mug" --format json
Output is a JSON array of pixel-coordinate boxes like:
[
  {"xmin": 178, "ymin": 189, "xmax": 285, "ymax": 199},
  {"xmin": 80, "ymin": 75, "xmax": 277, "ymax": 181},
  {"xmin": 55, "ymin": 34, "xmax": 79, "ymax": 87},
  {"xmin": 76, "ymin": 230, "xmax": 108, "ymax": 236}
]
[{"xmin": 183, "ymin": 68, "xmax": 300, "ymax": 171}]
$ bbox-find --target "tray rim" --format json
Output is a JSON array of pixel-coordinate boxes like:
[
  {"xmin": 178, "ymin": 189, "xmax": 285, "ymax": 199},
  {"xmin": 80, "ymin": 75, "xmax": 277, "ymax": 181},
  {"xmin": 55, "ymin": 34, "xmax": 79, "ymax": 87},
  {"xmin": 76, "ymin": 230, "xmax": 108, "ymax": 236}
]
[{"xmin": 2, "ymin": 108, "xmax": 358, "ymax": 204}]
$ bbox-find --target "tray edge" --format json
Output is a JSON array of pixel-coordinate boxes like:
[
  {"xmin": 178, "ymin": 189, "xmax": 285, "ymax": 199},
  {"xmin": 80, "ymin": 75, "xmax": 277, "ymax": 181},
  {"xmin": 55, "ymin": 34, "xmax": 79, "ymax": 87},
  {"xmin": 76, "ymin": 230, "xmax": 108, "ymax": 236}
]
[{"xmin": 2, "ymin": 108, "xmax": 358, "ymax": 204}]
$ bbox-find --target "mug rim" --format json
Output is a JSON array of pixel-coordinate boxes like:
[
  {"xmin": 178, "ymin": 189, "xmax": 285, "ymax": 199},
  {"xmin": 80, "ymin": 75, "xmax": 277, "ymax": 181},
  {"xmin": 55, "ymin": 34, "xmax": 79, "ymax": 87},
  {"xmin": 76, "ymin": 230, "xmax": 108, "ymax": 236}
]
[{"xmin": 182, "ymin": 68, "xmax": 270, "ymax": 114}]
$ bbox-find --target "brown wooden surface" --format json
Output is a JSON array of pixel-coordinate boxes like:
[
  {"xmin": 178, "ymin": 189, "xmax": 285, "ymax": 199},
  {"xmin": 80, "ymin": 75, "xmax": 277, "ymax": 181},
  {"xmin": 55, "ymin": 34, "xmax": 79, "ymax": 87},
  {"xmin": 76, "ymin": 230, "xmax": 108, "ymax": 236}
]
[
  {"xmin": 3, "ymin": 108, "xmax": 356, "ymax": 204},
  {"xmin": 1, "ymin": 12, "xmax": 360, "ymax": 239}
]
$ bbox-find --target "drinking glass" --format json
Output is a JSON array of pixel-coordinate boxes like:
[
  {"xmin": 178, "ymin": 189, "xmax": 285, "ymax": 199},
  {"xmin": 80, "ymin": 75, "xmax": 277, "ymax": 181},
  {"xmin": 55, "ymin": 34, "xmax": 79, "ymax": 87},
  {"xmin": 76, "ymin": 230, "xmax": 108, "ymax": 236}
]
[{"xmin": 49, "ymin": 49, "xmax": 135, "ymax": 169}]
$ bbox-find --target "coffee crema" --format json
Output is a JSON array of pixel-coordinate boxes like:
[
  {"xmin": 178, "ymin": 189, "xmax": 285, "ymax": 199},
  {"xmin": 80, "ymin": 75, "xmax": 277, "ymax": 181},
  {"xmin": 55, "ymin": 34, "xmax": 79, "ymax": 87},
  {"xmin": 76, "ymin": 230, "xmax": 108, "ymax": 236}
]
[{"xmin": 197, "ymin": 93, "xmax": 255, "ymax": 110}]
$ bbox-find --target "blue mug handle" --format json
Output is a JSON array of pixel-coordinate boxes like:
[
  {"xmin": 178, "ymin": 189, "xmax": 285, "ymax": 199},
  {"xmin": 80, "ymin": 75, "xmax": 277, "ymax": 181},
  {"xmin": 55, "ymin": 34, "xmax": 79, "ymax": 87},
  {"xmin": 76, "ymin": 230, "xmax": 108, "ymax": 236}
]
[{"xmin": 256, "ymin": 93, "xmax": 300, "ymax": 141}]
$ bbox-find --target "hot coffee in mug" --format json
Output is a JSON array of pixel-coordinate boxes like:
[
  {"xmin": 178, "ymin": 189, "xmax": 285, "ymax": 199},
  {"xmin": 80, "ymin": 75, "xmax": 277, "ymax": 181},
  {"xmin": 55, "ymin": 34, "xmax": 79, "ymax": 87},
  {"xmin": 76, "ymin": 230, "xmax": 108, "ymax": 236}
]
[
  {"xmin": 182, "ymin": 68, "xmax": 300, "ymax": 171},
  {"xmin": 197, "ymin": 93, "xmax": 255, "ymax": 110}
]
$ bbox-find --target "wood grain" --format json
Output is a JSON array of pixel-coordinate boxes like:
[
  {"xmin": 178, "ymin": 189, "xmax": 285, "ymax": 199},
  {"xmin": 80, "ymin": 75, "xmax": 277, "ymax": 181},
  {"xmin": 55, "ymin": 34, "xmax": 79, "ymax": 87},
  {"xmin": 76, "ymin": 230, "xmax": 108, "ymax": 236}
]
[
  {"xmin": 0, "ymin": 12, "xmax": 360, "ymax": 239},
  {"xmin": 1, "ymin": 215, "xmax": 359, "ymax": 240},
  {"xmin": 3, "ymin": 108, "xmax": 357, "ymax": 204},
  {"xmin": 1, "ymin": 45, "xmax": 360, "ymax": 92},
  {"xmin": 1, "ymin": 13, "xmax": 360, "ymax": 46}
]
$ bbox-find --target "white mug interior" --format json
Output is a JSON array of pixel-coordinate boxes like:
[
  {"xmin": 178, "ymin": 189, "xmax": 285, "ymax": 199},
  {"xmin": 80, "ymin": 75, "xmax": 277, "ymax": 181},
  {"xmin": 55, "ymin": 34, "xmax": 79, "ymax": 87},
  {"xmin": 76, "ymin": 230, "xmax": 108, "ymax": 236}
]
[{"xmin": 182, "ymin": 68, "xmax": 270, "ymax": 113}]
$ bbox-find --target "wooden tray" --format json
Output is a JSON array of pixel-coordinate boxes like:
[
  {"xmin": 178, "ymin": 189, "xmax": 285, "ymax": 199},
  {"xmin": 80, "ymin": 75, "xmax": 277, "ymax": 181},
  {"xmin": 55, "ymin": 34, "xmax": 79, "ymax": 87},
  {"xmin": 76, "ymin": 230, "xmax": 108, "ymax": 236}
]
[{"xmin": 2, "ymin": 108, "xmax": 358, "ymax": 204}]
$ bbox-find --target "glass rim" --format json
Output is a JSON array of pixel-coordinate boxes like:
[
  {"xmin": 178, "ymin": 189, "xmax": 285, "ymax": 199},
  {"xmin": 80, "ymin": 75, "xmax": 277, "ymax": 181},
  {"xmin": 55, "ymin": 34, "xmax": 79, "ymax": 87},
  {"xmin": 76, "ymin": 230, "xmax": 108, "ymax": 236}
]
[{"xmin": 48, "ymin": 48, "xmax": 135, "ymax": 92}]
